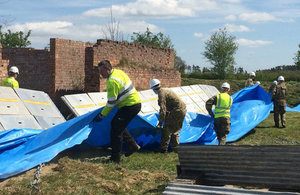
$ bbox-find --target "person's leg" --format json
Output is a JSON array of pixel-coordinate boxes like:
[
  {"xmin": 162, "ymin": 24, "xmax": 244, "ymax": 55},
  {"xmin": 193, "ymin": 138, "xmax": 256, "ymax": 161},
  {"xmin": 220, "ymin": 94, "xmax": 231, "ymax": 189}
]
[
  {"xmin": 273, "ymin": 102, "xmax": 280, "ymax": 128},
  {"xmin": 110, "ymin": 103, "xmax": 141, "ymax": 162},
  {"xmin": 280, "ymin": 104, "xmax": 286, "ymax": 128},
  {"xmin": 160, "ymin": 128, "xmax": 171, "ymax": 153},
  {"xmin": 170, "ymin": 129, "xmax": 180, "ymax": 152}
]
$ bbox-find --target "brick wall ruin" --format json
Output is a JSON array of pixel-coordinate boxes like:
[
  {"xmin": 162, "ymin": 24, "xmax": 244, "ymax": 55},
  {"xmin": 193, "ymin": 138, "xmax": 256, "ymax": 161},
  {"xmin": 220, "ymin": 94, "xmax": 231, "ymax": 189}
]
[
  {"xmin": 0, "ymin": 43, "xmax": 10, "ymax": 81},
  {"xmin": 1, "ymin": 48, "xmax": 50, "ymax": 92},
  {"xmin": 1, "ymin": 38, "xmax": 181, "ymax": 102}
]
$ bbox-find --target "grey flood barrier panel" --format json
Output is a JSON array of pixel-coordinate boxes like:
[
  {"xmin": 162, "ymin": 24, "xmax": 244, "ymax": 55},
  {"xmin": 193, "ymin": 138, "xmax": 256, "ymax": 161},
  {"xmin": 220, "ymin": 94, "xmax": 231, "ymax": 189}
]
[
  {"xmin": 14, "ymin": 88, "xmax": 64, "ymax": 118},
  {"xmin": 177, "ymin": 145, "xmax": 300, "ymax": 192},
  {"xmin": 0, "ymin": 86, "xmax": 30, "ymax": 115}
]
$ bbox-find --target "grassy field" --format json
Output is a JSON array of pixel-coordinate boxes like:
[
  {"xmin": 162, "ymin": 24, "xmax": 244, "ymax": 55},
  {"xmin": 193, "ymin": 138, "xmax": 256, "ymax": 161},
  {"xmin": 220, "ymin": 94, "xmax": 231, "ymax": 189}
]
[{"xmin": 1, "ymin": 79, "xmax": 300, "ymax": 194}]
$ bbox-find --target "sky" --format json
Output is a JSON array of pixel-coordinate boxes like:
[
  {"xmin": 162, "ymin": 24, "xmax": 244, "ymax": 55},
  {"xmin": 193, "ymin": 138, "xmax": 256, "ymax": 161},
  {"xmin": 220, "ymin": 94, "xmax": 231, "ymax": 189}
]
[{"xmin": 1, "ymin": 0, "xmax": 300, "ymax": 72}]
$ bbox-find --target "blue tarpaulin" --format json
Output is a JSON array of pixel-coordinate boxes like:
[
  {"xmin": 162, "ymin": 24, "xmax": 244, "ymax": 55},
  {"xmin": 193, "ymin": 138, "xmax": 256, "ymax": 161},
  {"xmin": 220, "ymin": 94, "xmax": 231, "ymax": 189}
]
[{"xmin": 0, "ymin": 85, "xmax": 299, "ymax": 179}]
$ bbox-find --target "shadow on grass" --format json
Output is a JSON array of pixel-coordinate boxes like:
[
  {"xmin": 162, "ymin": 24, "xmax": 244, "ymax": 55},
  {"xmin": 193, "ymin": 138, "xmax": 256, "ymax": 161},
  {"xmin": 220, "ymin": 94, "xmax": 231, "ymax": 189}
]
[{"xmin": 143, "ymin": 184, "xmax": 167, "ymax": 194}]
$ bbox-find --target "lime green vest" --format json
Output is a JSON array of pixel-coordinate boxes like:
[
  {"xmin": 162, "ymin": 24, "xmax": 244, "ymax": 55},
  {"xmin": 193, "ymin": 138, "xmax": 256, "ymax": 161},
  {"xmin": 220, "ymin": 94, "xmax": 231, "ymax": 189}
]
[
  {"xmin": 215, "ymin": 93, "xmax": 233, "ymax": 118},
  {"xmin": 1, "ymin": 77, "xmax": 19, "ymax": 88},
  {"xmin": 101, "ymin": 69, "xmax": 141, "ymax": 116}
]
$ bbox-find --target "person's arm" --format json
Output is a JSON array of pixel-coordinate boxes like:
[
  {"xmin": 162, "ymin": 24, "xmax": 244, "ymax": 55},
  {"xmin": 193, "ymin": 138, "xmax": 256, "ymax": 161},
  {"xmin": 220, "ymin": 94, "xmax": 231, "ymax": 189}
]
[
  {"xmin": 206, "ymin": 95, "xmax": 217, "ymax": 118},
  {"xmin": 158, "ymin": 91, "xmax": 166, "ymax": 127}
]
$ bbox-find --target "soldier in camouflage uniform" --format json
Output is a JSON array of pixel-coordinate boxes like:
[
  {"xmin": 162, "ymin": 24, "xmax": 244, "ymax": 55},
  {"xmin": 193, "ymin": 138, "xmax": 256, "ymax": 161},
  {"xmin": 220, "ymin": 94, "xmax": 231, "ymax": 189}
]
[
  {"xmin": 150, "ymin": 79, "xmax": 187, "ymax": 153},
  {"xmin": 206, "ymin": 82, "xmax": 233, "ymax": 145},
  {"xmin": 245, "ymin": 72, "xmax": 256, "ymax": 87},
  {"xmin": 273, "ymin": 76, "xmax": 287, "ymax": 128}
]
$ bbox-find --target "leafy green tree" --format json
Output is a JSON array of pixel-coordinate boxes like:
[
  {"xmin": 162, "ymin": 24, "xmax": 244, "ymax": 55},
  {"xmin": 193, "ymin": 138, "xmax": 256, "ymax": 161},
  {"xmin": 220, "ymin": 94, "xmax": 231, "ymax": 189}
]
[
  {"xmin": 293, "ymin": 44, "xmax": 300, "ymax": 69},
  {"xmin": 175, "ymin": 56, "xmax": 187, "ymax": 74},
  {"xmin": 203, "ymin": 28, "xmax": 238, "ymax": 79},
  {"xmin": 0, "ymin": 25, "xmax": 31, "ymax": 48},
  {"xmin": 131, "ymin": 28, "xmax": 174, "ymax": 49}
]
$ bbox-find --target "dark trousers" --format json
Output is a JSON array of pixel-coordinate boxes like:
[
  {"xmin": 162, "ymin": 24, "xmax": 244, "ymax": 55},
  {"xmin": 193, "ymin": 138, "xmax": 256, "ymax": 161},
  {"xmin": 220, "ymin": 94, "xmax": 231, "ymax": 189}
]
[{"xmin": 110, "ymin": 103, "xmax": 141, "ymax": 158}]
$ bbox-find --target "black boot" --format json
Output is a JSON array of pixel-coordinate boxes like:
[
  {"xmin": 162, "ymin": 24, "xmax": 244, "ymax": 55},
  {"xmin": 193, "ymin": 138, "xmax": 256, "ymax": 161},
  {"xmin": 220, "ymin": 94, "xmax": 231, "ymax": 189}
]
[
  {"xmin": 110, "ymin": 153, "xmax": 121, "ymax": 163},
  {"xmin": 125, "ymin": 143, "xmax": 140, "ymax": 157}
]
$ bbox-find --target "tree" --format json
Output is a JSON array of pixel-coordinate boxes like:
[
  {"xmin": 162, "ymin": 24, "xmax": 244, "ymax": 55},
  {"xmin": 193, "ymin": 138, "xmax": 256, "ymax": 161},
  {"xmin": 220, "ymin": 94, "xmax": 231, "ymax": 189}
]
[
  {"xmin": 175, "ymin": 56, "xmax": 187, "ymax": 74},
  {"xmin": 131, "ymin": 28, "xmax": 174, "ymax": 49},
  {"xmin": 0, "ymin": 25, "xmax": 31, "ymax": 48},
  {"xmin": 102, "ymin": 7, "xmax": 125, "ymax": 41},
  {"xmin": 203, "ymin": 28, "xmax": 238, "ymax": 79},
  {"xmin": 293, "ymin": 44, "xmax": 300, "ymax": 70}
]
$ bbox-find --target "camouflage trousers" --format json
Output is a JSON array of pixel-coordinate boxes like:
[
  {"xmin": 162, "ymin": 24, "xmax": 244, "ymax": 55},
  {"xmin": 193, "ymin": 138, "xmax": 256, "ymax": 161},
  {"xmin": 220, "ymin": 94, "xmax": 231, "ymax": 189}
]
[
  {"xmin": 161, "ymin": 109, "xmax": 186, "ymax": 152},
  {"xmin": 274, "ymin": 101, "xmax": 286, "ymax": 128},
  {"xmin": 214, "ymin": 117, "xmax": 231, "ymax": 145}
]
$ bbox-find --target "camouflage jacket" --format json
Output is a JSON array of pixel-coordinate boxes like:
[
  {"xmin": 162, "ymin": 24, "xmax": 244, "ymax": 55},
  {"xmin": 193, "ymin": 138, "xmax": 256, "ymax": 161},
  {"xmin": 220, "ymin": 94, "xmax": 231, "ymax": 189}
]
[
  {"xmin": 157, "ymin": 89, "xmax": 186, "ymax": 125},
  {"xmin": 273, "ymin": 82, "xmax": 287, "ymax": 105}
]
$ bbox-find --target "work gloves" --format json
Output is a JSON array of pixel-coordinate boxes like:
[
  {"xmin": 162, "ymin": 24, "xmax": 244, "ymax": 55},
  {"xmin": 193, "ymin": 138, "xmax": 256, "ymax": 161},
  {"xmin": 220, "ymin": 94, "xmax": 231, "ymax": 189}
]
[{"xmin": 94, "ymin": 113, "xmax": 103, "ymax": 122}]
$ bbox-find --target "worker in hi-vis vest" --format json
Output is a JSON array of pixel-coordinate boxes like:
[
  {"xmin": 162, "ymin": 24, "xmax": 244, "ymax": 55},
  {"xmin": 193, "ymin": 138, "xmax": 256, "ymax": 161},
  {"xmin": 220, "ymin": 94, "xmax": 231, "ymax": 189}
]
[
  {"xmin": 1, "ymin": 66, "xmax": 19, "ymax": 88},
  {"xmin": 94, "ymin": 60, "xmax": 141, "ymax": 163},
  {"xmin": 206, "ymin": 82, "xmax": 233, "ymax": 145}
]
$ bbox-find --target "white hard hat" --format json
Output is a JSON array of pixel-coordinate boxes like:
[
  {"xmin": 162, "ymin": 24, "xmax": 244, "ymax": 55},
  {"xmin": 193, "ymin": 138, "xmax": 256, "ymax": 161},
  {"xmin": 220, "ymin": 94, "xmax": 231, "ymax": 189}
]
[
  {"xmin": 221, "ymin": 82, "xmax": 230, "ymax": 89},
  {"xmin": 150, "ymin": 79, "xmax": 161, "ymax": 89},
  {"xmin": 9, "ymin": 66, "xmax": 19, "ymax": 74},
  {"xmin": 249, "ymin": 72, "xmax": 255, "ymax": 77},
  {"xmin": 278, "ymin": 76, "xmax": 284, "ymax": 81},
  {"xmin": 273, "ymin": 80, "xmax": 277, "ymax": 85},
  {"xmin": 256, "ymin": 81, "xmax": 261, "ymax": 85}
]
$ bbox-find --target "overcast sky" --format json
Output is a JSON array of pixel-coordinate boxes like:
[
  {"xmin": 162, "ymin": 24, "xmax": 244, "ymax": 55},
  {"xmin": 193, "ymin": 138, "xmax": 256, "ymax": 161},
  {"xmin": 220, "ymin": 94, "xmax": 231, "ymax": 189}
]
[{"xmin": 1, "ymin": 0, "xmax": 300, "ymax": 72}]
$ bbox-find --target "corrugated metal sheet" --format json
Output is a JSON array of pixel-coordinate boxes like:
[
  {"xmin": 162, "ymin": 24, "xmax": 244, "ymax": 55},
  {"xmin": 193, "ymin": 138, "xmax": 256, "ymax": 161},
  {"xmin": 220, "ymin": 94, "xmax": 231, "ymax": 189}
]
[
  {"xmin": 177, "ymin": 145, "xmax": 300, "ymax": 192},
  {"xmin": 163, "ymin": 182, "xmax": 298, "ymax": 195}
]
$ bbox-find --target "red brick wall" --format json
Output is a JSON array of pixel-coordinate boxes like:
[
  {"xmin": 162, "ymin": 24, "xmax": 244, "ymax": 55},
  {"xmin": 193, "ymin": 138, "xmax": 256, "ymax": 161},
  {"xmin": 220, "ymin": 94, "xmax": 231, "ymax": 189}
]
[
  {"xmin": 93, "ymin": 39, "xmax": 175, "ymax": 69},
  {"xmin": 86, "ymin": 39, "xmax": 180, "ymax": 92},
  {"xmin": 0, "ymin": 43, "xmax": 10, "ymax": 81},
  {"xmin": 1, "ymin": 48, "xmax": 50, "ymax": 92},
  {"xmin": 96, "ymin": 67, "xmax": 181, "ymax": 92},
  {"xmin": 49, "ymin": 38, "xmax": 94, "ymax": 96}
]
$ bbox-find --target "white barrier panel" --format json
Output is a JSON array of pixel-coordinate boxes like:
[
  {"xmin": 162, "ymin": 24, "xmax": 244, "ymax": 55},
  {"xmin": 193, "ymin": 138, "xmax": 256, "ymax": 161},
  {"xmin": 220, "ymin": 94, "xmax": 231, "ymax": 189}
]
[
  {"xmin": 139, "ymin": 89, "xmax": 160, "ymax": 111},
  {"xmin": 138, "ymin": 92, "xmax": 157, "ymax": 116},
  {"xmin": 61, "ymin": 84, "xmax": 218, "ymax": 117},
  {"xmin": 0, "ymin": 115, "xmax": 41, "ymax": 130},
  {"xmin": 61, "ymin": 94, "xmax": 97, "ymax": 116},
  {"xmin": 0, "ymin": 86, "xmax": 30, "ymax": 115},
  {"xmin": 207, "ymin": 85, "xmax": 220, "ymax": 97},
  {"xmin": 14, "ymin": 88, "xmax": 64, "ymax": 118},
  {"xmin": 190, "ymin": 85, "xmax": 210, "ymax": 102},
  {"xmin": 87, "ymin": 92, "xmax": 107, "ymax": 108},
  {"xmin": 169, "ymin": 87, "xmax": 194, "ymax": 105},
  {"xmin": 34, "ymin": 116, "xmax": 66, "ymax": 129}
]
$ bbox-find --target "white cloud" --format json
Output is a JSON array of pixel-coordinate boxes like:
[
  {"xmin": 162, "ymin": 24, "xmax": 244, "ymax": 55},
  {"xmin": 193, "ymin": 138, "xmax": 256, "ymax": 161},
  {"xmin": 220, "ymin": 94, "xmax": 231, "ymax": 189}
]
[
  {"xmin": 83, "ymin": 0, "xmax": 218, "ymax": 19},
  {"xmin": 193, "ymin": 32, "xmax": 204, "ymax": 38},
  {"xmin": 238, "ymin": 12, "xmax": 279, "ymax": 23},
  {"xmin": 224, "ymin": 24, "xmax": 250, "ymax": 32},
  {"xmin": 237, "ymin": 38, "xmax": 272, "ymax": 47},
  {"xmin": 6, "ymin": 20, "xmax": 160, "ymax": 48},
  {"xmin": 221, "ymin": 0, "xmax": 241, "ymax": 3},
  {"xmin": 225, "ymin": 14, "xmax": 237, "ymax": 21}
]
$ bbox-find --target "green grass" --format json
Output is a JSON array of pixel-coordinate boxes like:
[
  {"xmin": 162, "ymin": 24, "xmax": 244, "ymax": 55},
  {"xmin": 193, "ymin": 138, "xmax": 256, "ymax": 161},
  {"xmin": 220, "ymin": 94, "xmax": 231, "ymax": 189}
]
[{"xmin": 233, "ymin": 112, "xmax": 300, "ymax": 145}]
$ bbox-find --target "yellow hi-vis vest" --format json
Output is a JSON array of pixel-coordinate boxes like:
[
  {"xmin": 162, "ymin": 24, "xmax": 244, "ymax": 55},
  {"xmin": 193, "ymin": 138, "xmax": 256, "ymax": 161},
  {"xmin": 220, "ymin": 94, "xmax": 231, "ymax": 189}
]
[
  {"xmin": 101, "ymin": 69, "xmax": 141, "ymax": 116},
  {"xmin": 214, "ymin": 93, "xmax": 233, "ymax": 118},
  {"xmin": 1, "ymin": 77, "xmax": 19, "ymax": 88}
]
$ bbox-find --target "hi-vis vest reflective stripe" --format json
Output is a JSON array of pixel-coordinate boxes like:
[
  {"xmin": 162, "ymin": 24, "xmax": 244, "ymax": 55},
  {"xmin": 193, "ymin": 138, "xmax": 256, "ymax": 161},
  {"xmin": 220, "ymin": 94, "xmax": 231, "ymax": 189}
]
[
  {"xmin": 1, "ymin": 77, "xmax": 19, "ymax": 88},
  {"xmin": 215, "ymin": 93, "xmax": 233, "ymax": 118},
  {"xmin": 101, "ymin": 69, "xmax": 140, "ymax": 116}
]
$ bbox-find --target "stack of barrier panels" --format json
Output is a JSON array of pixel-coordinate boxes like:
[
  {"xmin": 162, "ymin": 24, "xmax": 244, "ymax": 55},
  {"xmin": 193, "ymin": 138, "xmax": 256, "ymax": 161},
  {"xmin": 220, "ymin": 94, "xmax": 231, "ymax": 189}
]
[
  {"xmin": 61, "ymin": 85, "xmax": 219, "ymax": 117},
  {"xmin": 0, "ymin": 86, "xmax": 66, "ymax": 131}
]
